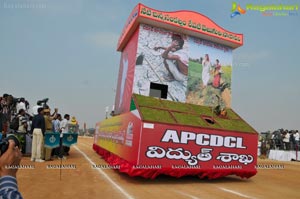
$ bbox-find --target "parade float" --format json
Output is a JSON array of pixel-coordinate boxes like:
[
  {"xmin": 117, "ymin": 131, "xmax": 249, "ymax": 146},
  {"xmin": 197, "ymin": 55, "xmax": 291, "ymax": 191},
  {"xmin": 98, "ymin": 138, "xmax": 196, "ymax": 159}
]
[{"xmin": 93, "ymin": 4, "xmax": 258, "ymax": 179}]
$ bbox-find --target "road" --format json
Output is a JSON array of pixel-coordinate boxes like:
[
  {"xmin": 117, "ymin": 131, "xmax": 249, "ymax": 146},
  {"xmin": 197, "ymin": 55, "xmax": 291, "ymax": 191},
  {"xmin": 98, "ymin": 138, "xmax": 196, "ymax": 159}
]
[{"xmin": 18, "ymin": 137, "xmax": 299, "ymax": 199}]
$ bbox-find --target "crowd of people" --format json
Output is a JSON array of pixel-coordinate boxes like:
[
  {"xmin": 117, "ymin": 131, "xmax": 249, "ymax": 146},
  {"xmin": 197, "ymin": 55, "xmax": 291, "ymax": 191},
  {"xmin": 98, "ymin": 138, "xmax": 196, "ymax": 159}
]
[
  {"xmin": 0, "ymin": 93, "xmax": 79, "ymax": 162},
  {"xmin": 0, "ymin": 93, "xmax": 80, "ymax": 198},
  {"xmin": 260, "ymin": 129, "xmax": 300, "ymax": 155},
  {"xmin": 269, "ymin": 129, "xmax": 299, "ymax": 151}
]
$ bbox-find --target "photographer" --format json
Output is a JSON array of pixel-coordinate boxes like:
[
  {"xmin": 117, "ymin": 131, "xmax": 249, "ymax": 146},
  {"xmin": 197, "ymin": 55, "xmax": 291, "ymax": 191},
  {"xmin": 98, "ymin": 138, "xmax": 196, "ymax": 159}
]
[{"xmin": 0, "ymin": 140, "xmax": 23, "ymax": 198}]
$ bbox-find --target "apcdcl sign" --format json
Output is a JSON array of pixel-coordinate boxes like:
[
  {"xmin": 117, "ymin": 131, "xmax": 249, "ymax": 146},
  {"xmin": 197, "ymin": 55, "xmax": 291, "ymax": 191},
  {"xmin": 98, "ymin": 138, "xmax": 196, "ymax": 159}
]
[{"xmin": 161, "ymin": 130, "xmax": 246, "ymax": 149}]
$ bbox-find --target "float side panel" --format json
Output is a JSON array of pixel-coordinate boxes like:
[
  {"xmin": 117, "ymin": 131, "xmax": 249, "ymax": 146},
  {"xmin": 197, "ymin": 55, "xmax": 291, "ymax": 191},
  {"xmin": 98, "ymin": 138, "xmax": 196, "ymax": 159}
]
[
  {"xmin": 94, "ymin": 111, "xmax": 142, "ymax": 165},
  {"xmin": 114, "ymin": 29, "xmax": 139, "ymax": 115}
]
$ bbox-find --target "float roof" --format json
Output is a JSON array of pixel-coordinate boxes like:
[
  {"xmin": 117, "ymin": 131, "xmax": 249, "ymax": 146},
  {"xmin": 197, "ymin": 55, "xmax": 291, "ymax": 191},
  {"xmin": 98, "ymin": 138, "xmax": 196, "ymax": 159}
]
[{"xmin": 117, "ymin": 4, "xmax": 243, "ymax": 51}]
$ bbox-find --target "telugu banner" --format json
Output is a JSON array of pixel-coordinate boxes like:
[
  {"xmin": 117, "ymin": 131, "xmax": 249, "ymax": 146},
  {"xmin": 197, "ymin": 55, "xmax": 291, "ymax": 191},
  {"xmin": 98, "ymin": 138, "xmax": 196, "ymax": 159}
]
[
  {"xmin": 138, "ymin": 123, "xmax": 258, "ymax": 170},
  {"xmin": 94, "ymin": 111, "xmax": 142, "ymax": 164}
]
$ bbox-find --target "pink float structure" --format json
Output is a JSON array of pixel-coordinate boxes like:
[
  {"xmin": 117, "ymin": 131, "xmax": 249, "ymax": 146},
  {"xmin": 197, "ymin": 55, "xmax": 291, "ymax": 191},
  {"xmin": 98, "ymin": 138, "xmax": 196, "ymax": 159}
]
[{"xmin": 93, "ymin": 4, "xmax": 258, "ymax": 179}]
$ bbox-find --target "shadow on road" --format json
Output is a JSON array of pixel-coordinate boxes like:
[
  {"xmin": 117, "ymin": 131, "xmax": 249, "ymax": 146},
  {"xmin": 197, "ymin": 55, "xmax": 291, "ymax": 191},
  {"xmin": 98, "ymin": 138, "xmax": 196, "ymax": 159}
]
[{"xmin": 115, "ymin": 171, "xmax": 253, "ymax": 185}]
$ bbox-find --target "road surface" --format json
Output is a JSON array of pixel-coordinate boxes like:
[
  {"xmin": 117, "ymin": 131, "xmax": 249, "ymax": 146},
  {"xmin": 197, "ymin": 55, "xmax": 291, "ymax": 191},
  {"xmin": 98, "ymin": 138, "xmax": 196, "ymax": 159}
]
[{"xmin": 17, "ymin": 137, "xmax": 299, "ymax": 199}]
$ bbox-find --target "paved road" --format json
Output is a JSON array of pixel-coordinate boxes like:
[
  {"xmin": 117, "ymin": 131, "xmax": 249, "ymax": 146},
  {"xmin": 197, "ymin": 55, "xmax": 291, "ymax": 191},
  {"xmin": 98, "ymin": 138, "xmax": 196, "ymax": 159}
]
[{"xmin": 18, "ymin": 137, "xmax": 299, "ymax": 199}]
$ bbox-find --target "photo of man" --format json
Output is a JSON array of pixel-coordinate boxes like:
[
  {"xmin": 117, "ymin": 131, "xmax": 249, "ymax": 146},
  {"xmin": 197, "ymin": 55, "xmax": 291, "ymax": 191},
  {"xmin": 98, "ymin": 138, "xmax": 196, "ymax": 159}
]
[
  {"xmin": 133, "ymin": 24, "xmax": 189, "ymax": 102},
  {"xmin": 154, "ymin": 34, "xmax": 188, "ymax": 82}
]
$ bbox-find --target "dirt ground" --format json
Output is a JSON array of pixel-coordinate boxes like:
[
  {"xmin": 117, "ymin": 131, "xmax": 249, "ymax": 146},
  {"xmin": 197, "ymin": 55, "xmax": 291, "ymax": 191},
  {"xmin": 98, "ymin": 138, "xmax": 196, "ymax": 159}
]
[{"xmin": 17, "ymin": 137, "xmax": 299, "ymax": 199}]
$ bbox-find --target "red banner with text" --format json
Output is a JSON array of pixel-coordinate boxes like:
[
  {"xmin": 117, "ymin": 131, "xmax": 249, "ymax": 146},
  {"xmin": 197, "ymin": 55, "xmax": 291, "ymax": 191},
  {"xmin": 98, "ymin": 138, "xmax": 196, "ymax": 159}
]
[{"xmin": 138, "ymin": 123, "xmax": 257, "ymax": 170}]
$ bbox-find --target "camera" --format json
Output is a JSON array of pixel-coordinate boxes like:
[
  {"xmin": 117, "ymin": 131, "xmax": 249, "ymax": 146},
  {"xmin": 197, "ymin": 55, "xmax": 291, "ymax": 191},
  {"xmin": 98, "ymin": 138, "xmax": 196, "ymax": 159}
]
[
  {"xmin": 13, "ymin": 97, "xmax": 21, "ymax": 104},
  {"xmin": 37, "ymin": 98, "xmax": 49, "ymax": 108},
  {"xmin": 0, "ymin": 135, "xmax": 20, "ymax": 156}
]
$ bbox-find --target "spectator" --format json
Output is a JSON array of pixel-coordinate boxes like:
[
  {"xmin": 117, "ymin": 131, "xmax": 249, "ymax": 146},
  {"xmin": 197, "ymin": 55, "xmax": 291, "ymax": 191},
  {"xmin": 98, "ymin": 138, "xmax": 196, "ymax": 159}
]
[
  {"xmin": 52, "ymin": 114, "xmax": 62, "ymax": 158},
  {"xmin": 0, "ymin": 140, "xmax": 23, "ymax": 199},
  {"xmin": 69, "ymin": 116, "xmax": 79, "ymax": 133},
  {"xmin": 59, "ymin": 114, "xmax": 70, "ymax": 159},
  {"xmin": 43, "ymin": 108, "xmax": 57, "ymax": 161},
  {"xmin": 31, "ymin": 107, "xmax": 45, "ymax": 162},
  {"xmin": 52, "ymin": 114, "xmax": 62, "ymax": 133},
  {"xmin": 282, "ymin": 130, "xmax": 290, "ymax": 150},
  {"xmin": 70, "ymin": 116, "xmax": 78, "ymax": 125},
  {"xmin": 16, "ymin": 98, "xmax": 26, "ymax": 113},
  {"xmin": 289, "ymin": 131, "xmax": 296, "ymax": 150},
  {"xmin": 9, "ymin": 109, "xmax": 24, "ymax": 132},
  {"xmin": 1, "ymin": 95, "xmax": 9, "ymax": 114},
  {"xmin": 17, "ymin": 109, "xmax": 26, "ymax": 129},
  {"xmin": 18, "ymin": 119, "xmax": 28, "ymax": 133},
  {"xmin": 0, "ymin": 102, "xmax": 2, "ymax": 135},
  {"xmin": 295, "ymin": 130, "xmax": 299, "ymax": 149},
  {"xmin": 31, "ymin": 102, "xmax": 42, "ymax": 116},
  {"xmin": 0, "ymin": 94, "xmax": 10, "ymax": 136},
  {"xmin": 51, "ymin": 115, "xmax": 57, "ymax": 132},
  {"xmin": 60, "ymin": 114, "xmax": 70, "ymax": 134}
]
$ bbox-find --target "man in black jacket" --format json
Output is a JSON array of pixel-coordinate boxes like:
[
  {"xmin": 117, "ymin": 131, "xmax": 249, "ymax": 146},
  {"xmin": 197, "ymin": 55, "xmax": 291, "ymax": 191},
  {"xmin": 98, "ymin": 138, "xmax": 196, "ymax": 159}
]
[{"xmin": 31, "ymin": 107, "xmax": 45, "ymax": 162}]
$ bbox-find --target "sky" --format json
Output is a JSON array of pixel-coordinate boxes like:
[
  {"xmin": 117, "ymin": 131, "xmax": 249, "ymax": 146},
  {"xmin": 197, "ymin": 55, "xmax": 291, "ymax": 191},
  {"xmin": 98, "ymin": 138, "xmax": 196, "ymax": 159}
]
[{"xmin": 0, "ymin": 0, "xmax": 299, "ymax": 132}]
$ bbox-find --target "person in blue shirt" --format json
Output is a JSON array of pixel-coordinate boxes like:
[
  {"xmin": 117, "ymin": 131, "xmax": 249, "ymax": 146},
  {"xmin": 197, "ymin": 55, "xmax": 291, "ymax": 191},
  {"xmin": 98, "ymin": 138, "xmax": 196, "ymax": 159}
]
[{"xmin": 0, "ymin": 139, "xmax": 23, "ymax": 199}]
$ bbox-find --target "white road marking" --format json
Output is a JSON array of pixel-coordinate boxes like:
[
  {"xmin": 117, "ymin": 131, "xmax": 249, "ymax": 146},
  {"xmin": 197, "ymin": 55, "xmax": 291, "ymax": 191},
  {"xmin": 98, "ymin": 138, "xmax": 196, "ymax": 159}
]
[
  {"xmin": 174, "ymin": 191, "xmax": 200, "ymax": 199},
  {"xmin": 74, "ymin": 145, "xmax": 135, "ymax": 199},
  {"xmin": 219, "ymin": 187, "xmax": 257, "ymax": 199}
]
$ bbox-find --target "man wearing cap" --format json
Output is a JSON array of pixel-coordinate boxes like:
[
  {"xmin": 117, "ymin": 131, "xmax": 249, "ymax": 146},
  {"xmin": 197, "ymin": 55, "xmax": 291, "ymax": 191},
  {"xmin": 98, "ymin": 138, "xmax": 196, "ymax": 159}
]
[
  {"xmin": 43, "ymin": 108, "xmax": 57, "ymax": 161},
  {"xmin": 68, "ymin": 116, "xmax": 79, "ymax": 133}
]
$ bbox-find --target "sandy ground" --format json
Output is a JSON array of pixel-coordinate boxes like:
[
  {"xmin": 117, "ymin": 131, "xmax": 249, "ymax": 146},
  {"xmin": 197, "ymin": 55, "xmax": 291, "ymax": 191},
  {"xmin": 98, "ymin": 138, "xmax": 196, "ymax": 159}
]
[{"xmin": 17, "ymin": 137, "xmax": 299, "ymax": 199}]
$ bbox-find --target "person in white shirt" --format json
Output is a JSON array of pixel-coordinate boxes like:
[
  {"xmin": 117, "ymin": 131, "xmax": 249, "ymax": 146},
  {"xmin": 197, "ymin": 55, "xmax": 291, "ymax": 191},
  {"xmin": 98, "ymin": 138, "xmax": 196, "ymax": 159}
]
[
  {"xmin": 31, "ymin": 104, "xmax": 42, "ymax": 116},
  {"xmin": 282, "ymin": 131, "xmax": 290, "ymax": 150},
  {"xmin": 16, "ymin": 98, "xmax": 26, "ymax": 114},
  {"xmin": 60, "ymin": 114, "xmax": 70, "ymax": 134},
  {"xmin": 57, "ymin": 114, "xmax": 70, "ymax": 159}
]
